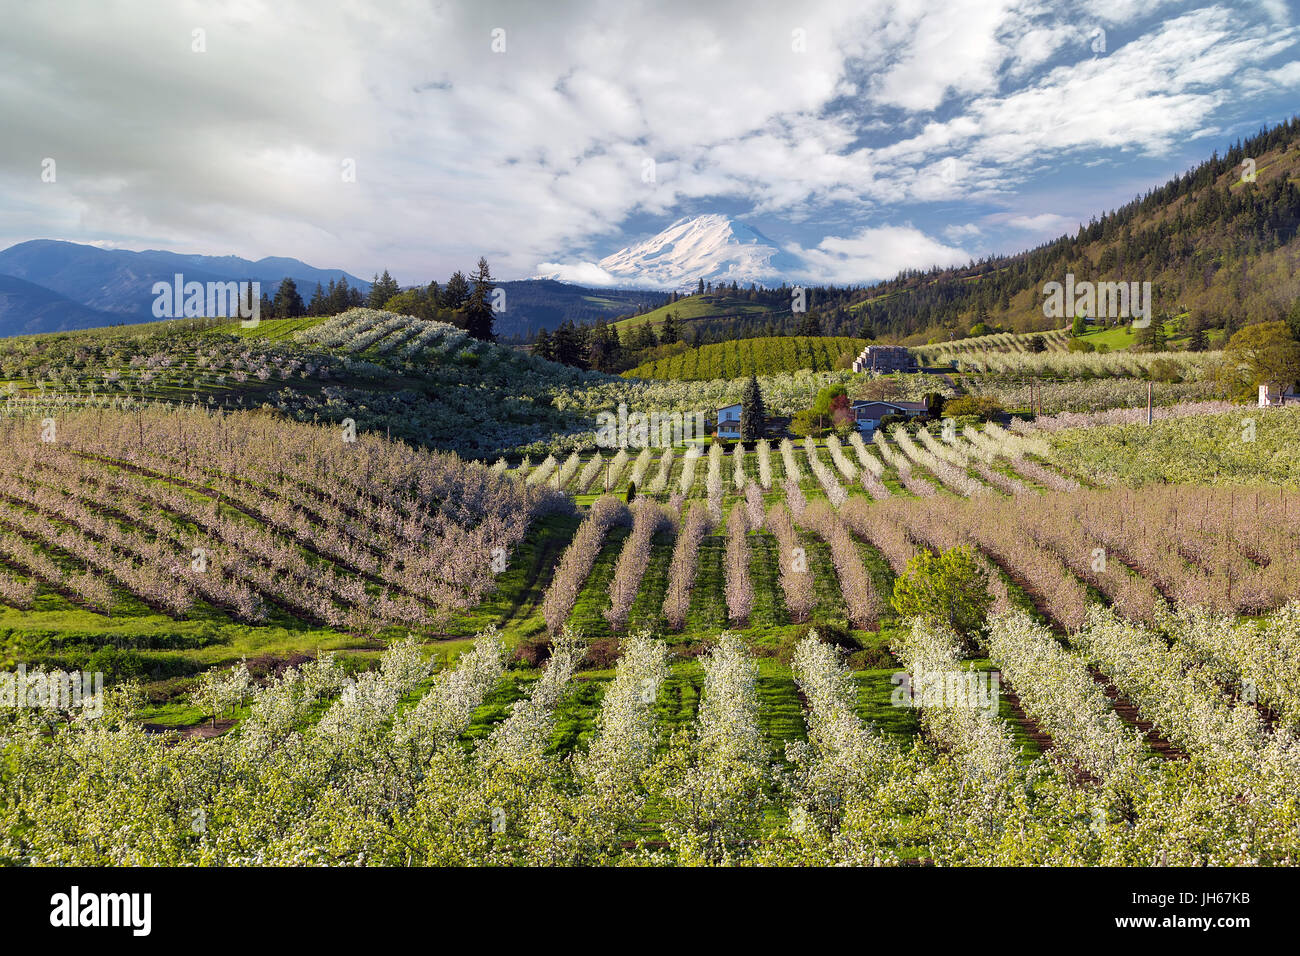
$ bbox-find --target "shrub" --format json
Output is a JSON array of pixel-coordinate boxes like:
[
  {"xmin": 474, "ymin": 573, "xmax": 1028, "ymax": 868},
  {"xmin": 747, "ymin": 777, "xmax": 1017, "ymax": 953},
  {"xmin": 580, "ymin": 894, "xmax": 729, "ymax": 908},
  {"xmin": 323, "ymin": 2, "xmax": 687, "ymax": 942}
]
[
  {"xmin": 849, "ymin": 644, "xmax": 897, "ymax": 670},
  {"xmin": 583, "ymin": 638, "xmax": 622, "ymax": 670},
  {"xmin": 795, "ymin": 621, "xmax": 859, "ymax": 653},
  {"xmin": 1146, "ymin": 358, "xmax": 1185, "ymax": 383},
  {"xmin": 942, "ymin": 395, "xmax": 1004, "ymax": 420},
  {"xmin": 512, "ymin": 636, "xmax": 552, "ymax": 668},
  {"xmin": 890, "ymin": 545, "xmax": 992, "ymax": 639}
]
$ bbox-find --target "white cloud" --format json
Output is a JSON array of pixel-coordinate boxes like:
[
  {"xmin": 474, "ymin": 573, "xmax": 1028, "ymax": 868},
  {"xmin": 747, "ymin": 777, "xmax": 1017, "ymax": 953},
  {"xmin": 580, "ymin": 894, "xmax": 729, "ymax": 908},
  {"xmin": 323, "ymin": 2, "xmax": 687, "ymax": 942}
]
[
  {"xmin": 868, "ymin": 0, "xmax": 1017, "ymax": 112},
  {"xmin": 1241, "ymin": 59, "xmax": 1300, "ymax": 92},
  {"xmin": 868, "ymin": 5, "xmax": 1294, "ymax": 197},
  {"xmin": 943, "ymin": 223, "xmax": 984, "ymax": 241},
  {"xmin": 1080, "ymin": 0, "xmax": 1189, "ymax": 25},
  {"xmin": 1005, "ymin": 213, "xmax": 1078, "ymax": 233},
  {"xmin": 0, "ymin": 0, "xmax": 1293, "ymax": 285},
  {"xmin": 533, "ymin": 261, "xmax": 621, "ymax": 286},
  {"xmin": 791, "ymin": 225, "xmax": 972, "ymax": 284}
]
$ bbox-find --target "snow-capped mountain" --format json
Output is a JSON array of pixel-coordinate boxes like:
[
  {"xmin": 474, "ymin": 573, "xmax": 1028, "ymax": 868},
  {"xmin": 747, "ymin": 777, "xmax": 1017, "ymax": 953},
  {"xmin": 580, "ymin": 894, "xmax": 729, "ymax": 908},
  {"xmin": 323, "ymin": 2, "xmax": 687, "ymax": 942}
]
[{"xmin": 539, "ymin": 214, "xmax": 799, "ymax": 290}]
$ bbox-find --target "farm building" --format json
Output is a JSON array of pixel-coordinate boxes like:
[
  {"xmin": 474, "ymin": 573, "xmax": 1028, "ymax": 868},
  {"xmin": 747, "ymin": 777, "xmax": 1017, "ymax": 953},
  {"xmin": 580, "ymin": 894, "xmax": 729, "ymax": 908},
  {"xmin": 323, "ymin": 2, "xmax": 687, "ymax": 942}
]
[{"xmin": 852, "ymin": 345, "xmax": 916, "ymax": 373}]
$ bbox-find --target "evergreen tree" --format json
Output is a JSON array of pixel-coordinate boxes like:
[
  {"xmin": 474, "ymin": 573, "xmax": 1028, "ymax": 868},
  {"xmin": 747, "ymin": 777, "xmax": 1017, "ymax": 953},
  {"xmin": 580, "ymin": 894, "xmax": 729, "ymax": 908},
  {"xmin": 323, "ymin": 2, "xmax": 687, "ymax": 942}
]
[
  {"xmin": 1287, "ymin": 300, "xmax": 1300, "ymax": 343},
  {"xmin": 328, "ymin": 277, "xmax": 355, "ymax": 314},
  {"xmin": 464, "ymin": 257, "xmax": 497, "ymax": 341},
  {"xmin": 629, "ymin": 322, "xmax": 658, "ymax": 351},
  {"xmin": 551, "ymin": 321, "xmax": 589, "ymax": 368},
  {"xmin": 799, "ymin": 310, "xmax": 822, "ymax": 336},
  {"xmin": 533, "ymin": 327, "xmax": 555, "ymax": 361},
  {"xmin": 443, "ymin": 271, "xmax": 471, "ymax": 310},
  {"xmin": 1134, "ymin": 321, "xmax": 1167, "ymax": 352},
  {"xmin": 272, "ymin": 277, "xmax": 305, "ymax": 318},
  {"xmin": 307, "ymin": 283, "xmax": 325, "ymax": 316},
  {"xmin": 367, "ymin": 270, "xmax": 400, "ymax": 308},
  {"xmin": 1028, "ymin": 334, "xmax": 1047, "ymax": 353},
  {"xmin": 740, "ymin": 375, "xmax": 766, "ymax": 441},
  {"xmin": 660, "ymin": 312, "xmax": 679, "ymax": 344},
  {"xmin": 587, "ymin": 322, "xmax": 625, "ymax": 371}
]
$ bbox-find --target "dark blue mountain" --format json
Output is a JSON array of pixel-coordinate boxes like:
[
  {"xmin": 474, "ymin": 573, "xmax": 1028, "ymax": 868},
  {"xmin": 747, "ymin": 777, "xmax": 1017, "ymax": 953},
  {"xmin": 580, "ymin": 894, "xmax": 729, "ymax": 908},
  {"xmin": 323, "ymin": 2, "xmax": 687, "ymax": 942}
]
[
  {"xmin": 0, "ymin": 274, "xmax": 124, "ymax": 336},
  {"xmin": 0, "ymin": 240, "xmax": 371, "ymax": 321},
  {"xmin": 0, "ymin": 240, "xmax": 668, "ymax": 340}
]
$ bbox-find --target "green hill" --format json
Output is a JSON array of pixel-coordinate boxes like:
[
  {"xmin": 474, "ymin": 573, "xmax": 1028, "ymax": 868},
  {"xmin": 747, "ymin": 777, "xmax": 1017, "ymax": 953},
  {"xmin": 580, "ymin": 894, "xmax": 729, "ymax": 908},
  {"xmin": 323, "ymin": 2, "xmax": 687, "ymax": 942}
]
[
  {"xmin": 623, "ymin": 335, "xmax": 866, "ymax": 380},
  {"xmin": 856, "ymin": 117, "xmax": 1300, "ymax": 343},
  {"xmin": 611, "ymin": 291, "xmax": 784, "ymax": 332},
  {"xmin": 0, "ymin": 308, "xmax": 614, "ymax": 457}
]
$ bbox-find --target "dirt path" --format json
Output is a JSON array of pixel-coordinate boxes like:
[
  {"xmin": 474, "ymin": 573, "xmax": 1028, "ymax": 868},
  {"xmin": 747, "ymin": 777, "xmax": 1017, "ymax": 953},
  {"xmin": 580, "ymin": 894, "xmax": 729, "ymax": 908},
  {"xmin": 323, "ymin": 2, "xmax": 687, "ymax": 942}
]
[{"xmin": 1086, "ymin": 666, "xmax": 1184, "ymax": 759}]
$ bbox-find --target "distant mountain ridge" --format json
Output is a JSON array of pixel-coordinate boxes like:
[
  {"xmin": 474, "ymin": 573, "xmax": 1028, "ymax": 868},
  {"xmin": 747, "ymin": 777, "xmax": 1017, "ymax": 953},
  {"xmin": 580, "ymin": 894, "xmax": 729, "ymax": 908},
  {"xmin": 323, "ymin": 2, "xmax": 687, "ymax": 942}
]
[
  {"xmin": 492, "ymin": 279, "xmax": 668, "ymax": 340},
  {"xmin": 0, "ymin": 239, "xmax": 670, "ymax": 340},
  {"xmin": 0, "ymin": 240, "xmax": 371, "ymax": 330},
  {"xmin": 0, "ymin": 274, "xmax": 122, "ymax": 337}
]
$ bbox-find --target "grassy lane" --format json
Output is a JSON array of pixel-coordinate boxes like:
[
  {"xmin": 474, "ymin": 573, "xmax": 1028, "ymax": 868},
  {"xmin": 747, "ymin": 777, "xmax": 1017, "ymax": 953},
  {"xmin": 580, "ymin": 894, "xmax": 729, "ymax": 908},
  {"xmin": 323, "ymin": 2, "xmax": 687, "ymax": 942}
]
[
  {"xmin": 565, "ymin": 525, "xmax": 629, "ymax": 639},
  {"xmin": 449, "ymin": 511, "xmax": 581, "ymax": 643},
  {"xmin": 625, "ymin": 532, "xmax": 674, "ymax": 635},
  {"xmin": 684, "ymin": 530, "xmax": 728, "ymax": 636}
]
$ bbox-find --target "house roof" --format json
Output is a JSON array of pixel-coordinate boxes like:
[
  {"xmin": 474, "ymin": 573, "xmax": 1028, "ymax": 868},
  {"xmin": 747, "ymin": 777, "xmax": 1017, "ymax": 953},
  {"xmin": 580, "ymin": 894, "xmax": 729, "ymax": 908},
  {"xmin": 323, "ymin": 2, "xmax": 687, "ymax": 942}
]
[
  {"xmin": 851, "ymin": 399, "xmax": 927, "ymax": 412},
  {"xmin": 716, "ymin": 402, "xmax": 742, "ymax": 413}
]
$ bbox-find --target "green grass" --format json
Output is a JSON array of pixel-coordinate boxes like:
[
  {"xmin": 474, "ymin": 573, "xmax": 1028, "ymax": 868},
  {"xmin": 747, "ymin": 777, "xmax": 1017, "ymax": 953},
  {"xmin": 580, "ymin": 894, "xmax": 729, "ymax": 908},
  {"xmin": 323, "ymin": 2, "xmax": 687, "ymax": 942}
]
[
  {"xmin": 227, "ymin": 315, "xmax": 328, "ymax": 341},
  {"xmin": 625, "ymin": 532, "xmax": 674, "ymax": 635},
  {"xmin": 612, "ymin": 292, "xmax": 780, "ymax": 332},
  {"xmin": 565, "ymin": 525, "xmax": 629, "ymax": 638},
  {"xmin": 1075, "ymin": 316, "xmax": 1226, "ymax": 352},
  {"xmin": 448, "ymin": 511, "xmax": 583, "ymax": 643}
]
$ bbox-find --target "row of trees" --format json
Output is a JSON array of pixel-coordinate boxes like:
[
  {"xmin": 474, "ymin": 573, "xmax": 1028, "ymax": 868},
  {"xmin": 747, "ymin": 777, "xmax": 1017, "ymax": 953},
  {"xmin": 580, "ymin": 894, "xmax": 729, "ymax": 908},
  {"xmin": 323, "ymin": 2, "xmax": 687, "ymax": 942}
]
[
  {"xmin": 256, "ymin": 259, "xmax": 499, "ymax": 341},
  {"xmin": 533, "ymin": 312, "xmax": 684, "ymax": 371}
]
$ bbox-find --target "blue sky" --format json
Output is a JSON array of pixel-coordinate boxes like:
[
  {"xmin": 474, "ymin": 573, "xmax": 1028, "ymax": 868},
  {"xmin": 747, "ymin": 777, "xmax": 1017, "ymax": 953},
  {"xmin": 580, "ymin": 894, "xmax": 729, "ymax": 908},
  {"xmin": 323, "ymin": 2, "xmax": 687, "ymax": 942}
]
[{"xmin": 0, "ymin": 0, "xmax": 1296, "ymax": 286}]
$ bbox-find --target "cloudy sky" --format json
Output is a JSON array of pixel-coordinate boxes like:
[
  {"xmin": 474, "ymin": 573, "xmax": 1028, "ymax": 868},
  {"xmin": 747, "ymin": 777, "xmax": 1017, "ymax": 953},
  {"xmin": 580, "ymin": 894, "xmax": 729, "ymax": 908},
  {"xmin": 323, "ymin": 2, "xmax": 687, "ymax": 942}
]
[{"xmin": 1, "ymin": 0, "xmax": 1297, "ymax": 286}]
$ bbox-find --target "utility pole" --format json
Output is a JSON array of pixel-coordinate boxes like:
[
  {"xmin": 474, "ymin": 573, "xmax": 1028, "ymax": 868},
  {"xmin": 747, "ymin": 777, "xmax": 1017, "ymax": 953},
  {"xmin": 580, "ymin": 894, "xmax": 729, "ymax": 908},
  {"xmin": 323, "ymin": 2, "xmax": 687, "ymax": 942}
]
[{"xmin": 1147, "ymin": 381, "xmax": 1153, "ymax": 425}]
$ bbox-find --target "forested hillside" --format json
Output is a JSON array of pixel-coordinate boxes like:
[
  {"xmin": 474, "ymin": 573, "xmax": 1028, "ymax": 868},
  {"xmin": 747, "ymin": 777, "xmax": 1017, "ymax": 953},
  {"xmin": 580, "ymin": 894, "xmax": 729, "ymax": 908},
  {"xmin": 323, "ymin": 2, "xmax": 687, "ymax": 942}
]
[{"xmin": 855, "ymin": 118, "xmax": 1300, "ymax": 344}]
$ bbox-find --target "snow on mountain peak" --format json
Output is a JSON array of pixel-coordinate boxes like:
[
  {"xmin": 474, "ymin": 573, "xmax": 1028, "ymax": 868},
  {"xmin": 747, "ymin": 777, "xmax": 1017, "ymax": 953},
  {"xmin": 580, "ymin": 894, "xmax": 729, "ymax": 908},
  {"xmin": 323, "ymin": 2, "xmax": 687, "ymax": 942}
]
[{"xmin": 536, "ymin": 214, "xmax": 797, "ymax": 289}]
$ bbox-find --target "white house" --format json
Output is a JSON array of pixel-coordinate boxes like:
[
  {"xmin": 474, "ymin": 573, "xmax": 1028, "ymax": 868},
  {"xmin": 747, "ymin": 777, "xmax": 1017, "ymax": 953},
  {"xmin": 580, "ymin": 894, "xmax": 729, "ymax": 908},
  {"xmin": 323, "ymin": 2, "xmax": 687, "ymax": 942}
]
[
  {"xmin": 1259, "ymin": 384, "xmax": 1300, "ymax": 407},
  {"xmin": 716, "ymin": 402, "xmax": 743, "ymax": 439}
]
